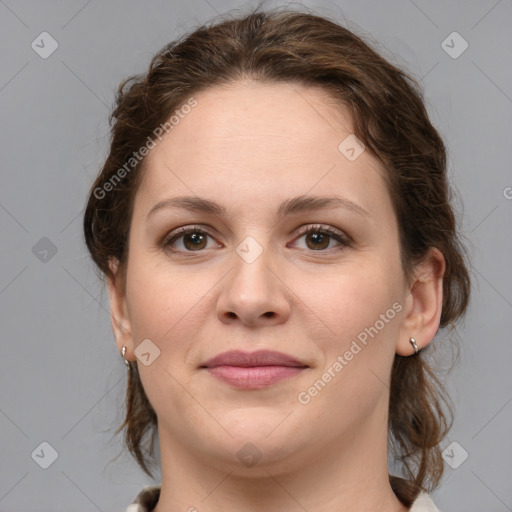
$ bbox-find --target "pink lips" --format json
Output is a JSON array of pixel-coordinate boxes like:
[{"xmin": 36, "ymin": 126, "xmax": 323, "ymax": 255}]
[{"xmin": 200, "ymin": 349, "xmax": 308, "ymax": 389}]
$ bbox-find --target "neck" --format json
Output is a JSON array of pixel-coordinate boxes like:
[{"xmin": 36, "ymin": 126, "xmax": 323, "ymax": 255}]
[{"xmin": 153, "ymin": 401, "xmax": 409, "ymax": 512}]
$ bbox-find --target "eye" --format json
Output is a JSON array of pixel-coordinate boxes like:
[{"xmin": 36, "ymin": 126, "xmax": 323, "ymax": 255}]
[
  {"xmin": 291, "ymin": 224, "xmax": 350, "ymax": 251},
  {"xmin": 162, "ymin": 224, "xmax": 351, "ymax": 254},
  {"xmin": 162, "ymin": 226, "xmax": 220, "ymax": 252}
]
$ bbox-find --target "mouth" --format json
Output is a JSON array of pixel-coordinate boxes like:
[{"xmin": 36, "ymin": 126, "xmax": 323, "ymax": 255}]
[{"xmin": 200, "ymin": 350, "xmax": 309, "ymax": 389}]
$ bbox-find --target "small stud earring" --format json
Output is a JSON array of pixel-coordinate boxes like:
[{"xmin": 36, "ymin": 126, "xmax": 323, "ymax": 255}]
[
  {"xmin": 409, "ymin": 337, "xmax": 420, "ymax": 355},
  {"xmin": 121, "ymin": 345, "xmax": 130, "ymax": 367}
]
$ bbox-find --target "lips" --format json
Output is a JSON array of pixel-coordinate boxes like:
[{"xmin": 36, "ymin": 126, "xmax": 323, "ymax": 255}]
[
  {"xmin": 200, "ymin": 350, "xmax": 309, "ymax": 389},
  {"xmin": 200, "ymin": 349, "xmax": 308, "ymax": 369}
]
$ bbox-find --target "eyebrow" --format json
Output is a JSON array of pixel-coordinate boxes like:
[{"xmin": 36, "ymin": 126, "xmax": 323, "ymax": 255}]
[{"xmin": 146, "ymin": 194, "xmax": 369, "ymax": 222}]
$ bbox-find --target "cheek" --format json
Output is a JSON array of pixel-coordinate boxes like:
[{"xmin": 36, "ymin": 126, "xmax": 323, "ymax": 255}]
[
  {"xmin": 294, "ymin": 259, "xmax": 403, "ymax": 344},
  {"xmin": 124, "ymin": 250, "xmax": 231, "ymax": 374},
  {"xmin": 293, "ymin": 261, "xmax": 404, "ymax": 414},
  {"xmin": 123, "ymin": 256, "xmax": 217, "ymax": 415},
  {"xmin": 124, "ymin": 252, "xmax": 203, "ymax": 346},
  {"xmin": 294, "ymin": 267, "xmax": 403, "ymax": 421}
]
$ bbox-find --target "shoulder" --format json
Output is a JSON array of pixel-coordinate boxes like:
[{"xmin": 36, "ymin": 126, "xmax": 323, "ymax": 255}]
[
  {"xmin": 125, "ymin": 485, "xmax": 441, "ymax": 512},
  {"xmin": 125, "ymin": 485, "xmax": 161, "ymax": 512},
  {"xmin": 410, "ymin": 491, "xmax": 441, "ymax": 512}
]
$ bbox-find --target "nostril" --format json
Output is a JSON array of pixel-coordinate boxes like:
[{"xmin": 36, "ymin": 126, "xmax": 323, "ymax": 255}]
[{"xmin": 263, "ymin": 312, "xmax": 275, "ymax": 318}]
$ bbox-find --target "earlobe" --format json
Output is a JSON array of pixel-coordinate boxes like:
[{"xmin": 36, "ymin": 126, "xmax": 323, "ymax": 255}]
[
  {"xmin": 396, "ymin": 248, "xmax": 445, "ymax": 356},
  {"xmin": 107, "ymin": 258, "xmax": 134, "ymax": 361}
]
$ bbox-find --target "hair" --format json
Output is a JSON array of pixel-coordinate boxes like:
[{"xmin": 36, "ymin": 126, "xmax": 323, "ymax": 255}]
[{"xmin": 83, "ymin": 5, "xmax": 471, "ymax": 506}]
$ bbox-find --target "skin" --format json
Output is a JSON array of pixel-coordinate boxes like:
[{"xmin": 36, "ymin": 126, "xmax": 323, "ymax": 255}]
[{"xmin": 108, "ymin": 80, "xmax": 445, "ymax": 512}]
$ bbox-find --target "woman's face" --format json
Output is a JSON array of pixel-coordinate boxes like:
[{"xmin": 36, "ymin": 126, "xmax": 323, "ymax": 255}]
[{"xmin": 110, "ymin": 81, "xmax": 429, "ymax": 472}]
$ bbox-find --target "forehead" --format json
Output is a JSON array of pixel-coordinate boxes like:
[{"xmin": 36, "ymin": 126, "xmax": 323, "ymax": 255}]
[
  {"xmin": 156, "ymin": 80, "xmax": 355, "ymax": 159},
  {"xmin": 136, "ymin": 80, "xmax": 389, "ymax": 216}
]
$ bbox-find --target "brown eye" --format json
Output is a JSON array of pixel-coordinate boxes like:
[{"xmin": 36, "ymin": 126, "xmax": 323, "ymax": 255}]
[
  {"xmin": 292, "ymin": 225, "xmax": 350, "ymax": 251},
  {"xmin": 182, "ymin": 232, "xmax": 207, "ymax": 250},
  {"xmin": 164, "ymin": 227, "xmax": 217, "ymax": 252},
  {"xmin": 304, "ymin": 231, "xmax": 331, "ymax": 250}
]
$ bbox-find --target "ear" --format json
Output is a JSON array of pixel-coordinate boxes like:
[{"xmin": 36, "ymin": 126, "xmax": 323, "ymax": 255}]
[
  {"xmin": 107, "ymin": 257, "xmax": 135, "ymax": 362},
  {"xmin": 396, "ymin": 247, "xmax": 445, "ymax": 356}
]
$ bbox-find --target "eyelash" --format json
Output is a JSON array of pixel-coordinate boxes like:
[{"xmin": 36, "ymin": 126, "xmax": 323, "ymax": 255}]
[{"xmin": 162, "ymin": 224, "xmax": 351, "ymax": 254}]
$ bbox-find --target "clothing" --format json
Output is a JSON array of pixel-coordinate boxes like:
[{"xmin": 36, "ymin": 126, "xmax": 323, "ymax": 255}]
[
  {"xmin": 125, "ymin": 485, "xmax": 441, "ymax": 511},
  {"xmin": 410, "ymin": 491, "xmax": 441, "ymax": 511}
]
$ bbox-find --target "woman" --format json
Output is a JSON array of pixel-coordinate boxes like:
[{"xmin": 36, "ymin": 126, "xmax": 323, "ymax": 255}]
[{"xmin": 83, "ymin": 7, "xmax": 470, "ymax": 511}]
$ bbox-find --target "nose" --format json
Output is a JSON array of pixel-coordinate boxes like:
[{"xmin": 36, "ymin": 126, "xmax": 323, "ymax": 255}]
[{"xmin": 216, "ymin": 246, "xmax": 291, "ymax": 327}]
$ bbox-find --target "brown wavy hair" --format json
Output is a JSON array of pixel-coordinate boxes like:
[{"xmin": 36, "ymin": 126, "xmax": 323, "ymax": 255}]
[{"xmin": 83, "ymin": 5, "xmax": 470, "ymax": 506}]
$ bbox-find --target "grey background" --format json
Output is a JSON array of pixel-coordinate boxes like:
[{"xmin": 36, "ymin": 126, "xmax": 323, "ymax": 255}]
[{"xmin": 0, "ymin": 0, "xmax": 511, "ymax": 510}]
